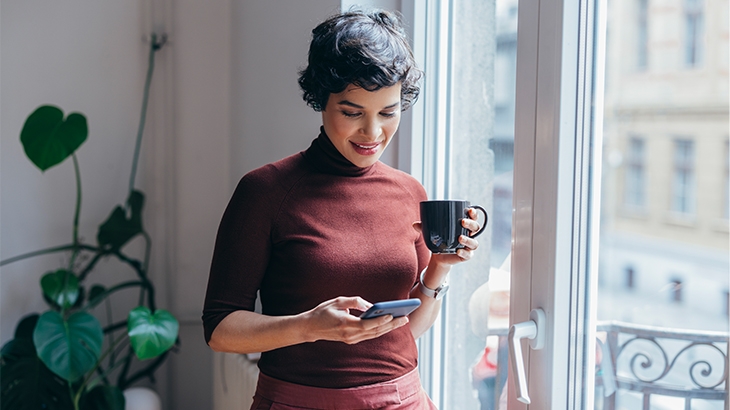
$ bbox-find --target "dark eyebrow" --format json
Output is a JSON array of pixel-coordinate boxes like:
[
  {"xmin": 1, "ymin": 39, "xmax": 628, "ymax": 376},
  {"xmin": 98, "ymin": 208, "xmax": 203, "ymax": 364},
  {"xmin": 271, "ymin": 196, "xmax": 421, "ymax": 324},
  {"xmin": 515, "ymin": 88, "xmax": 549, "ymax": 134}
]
[{"xmin": 337, "ymin": 100, "xmax": 400, "ymax": 110}]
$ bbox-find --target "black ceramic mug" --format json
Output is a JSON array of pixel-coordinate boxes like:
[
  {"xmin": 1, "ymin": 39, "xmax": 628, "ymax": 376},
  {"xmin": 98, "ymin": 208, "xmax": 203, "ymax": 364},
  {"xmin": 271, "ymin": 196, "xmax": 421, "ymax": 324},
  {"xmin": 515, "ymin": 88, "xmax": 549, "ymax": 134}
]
[{"xmin": 419, "ymin": 200, "xmax": 488, "ymax": 254}]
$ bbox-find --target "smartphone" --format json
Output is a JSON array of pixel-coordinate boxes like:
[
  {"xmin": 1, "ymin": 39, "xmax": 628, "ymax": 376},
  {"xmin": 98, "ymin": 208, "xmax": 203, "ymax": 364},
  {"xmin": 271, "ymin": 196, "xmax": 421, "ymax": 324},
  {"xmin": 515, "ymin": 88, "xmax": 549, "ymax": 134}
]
[{"xmin": 360, "ymin": 298, "xmax": 422, "ymax": 319}]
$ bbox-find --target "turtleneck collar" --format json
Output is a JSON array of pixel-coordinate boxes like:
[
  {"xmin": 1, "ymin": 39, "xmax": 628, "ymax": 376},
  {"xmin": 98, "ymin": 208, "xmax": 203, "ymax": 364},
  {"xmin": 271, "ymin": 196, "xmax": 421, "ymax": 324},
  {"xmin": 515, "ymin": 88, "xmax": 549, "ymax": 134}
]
[{"xmin": 303, "ymin": 127, "xmax": 376, "ymax": 177}]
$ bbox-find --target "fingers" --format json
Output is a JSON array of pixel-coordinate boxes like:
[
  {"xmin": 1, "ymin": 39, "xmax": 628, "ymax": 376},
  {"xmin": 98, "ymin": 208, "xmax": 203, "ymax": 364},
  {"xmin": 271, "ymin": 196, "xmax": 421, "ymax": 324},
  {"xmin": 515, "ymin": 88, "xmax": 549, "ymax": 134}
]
[
  {"xmin": 329, "ymin": 296, "xmax": 373, "ymax": 313},
  {"xmin": 462, "ymin": 209, "xmax": 482, "ymax": 236},
  {"xmin": 348, "ymin": 316, "xmax": 410, "ymax": 344}
]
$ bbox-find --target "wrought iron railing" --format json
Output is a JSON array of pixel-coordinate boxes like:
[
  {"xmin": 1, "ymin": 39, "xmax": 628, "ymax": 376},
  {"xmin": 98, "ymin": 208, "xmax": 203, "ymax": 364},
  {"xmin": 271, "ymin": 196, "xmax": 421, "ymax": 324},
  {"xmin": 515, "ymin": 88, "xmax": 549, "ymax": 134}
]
[{"xmin": 486, "ymin": 321, "xmax": 729, "ymax": 410}]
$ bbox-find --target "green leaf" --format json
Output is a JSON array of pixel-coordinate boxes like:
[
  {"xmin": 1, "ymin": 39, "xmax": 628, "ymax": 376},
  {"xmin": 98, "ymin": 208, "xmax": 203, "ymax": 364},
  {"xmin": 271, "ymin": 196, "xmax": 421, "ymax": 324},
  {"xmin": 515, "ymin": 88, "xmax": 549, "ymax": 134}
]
[
  {"xmin": 13, "ymin": 313, "xmax": 40, "ymax": 339},
  {"xmin": 128, "ymin": 306, "xmax": 179, "ymax": 360},
  {"xmin": 33, "ymin": 311, "xmax": 103, "ymax": 382},
  {"xmin": 1, "ymin": 337, "xmax": 74, "ymax": 410},
  {"xmin": 80, "ymin": 385, "xmax": 125, "ymax": 410},
  {"xmin": 20, "ymin": 105, "xmax": 88, "ymax": 171},
  {"xmin": 88, "ymin": 284, "xmax": 106, "ymax": 305},
  {"xmin": 40, "ymin": 269, "xmax": 80, "ymax": 309},
  {"xmin": 97, "ymin": 190, "xmax": 145, "ymax": 250}
]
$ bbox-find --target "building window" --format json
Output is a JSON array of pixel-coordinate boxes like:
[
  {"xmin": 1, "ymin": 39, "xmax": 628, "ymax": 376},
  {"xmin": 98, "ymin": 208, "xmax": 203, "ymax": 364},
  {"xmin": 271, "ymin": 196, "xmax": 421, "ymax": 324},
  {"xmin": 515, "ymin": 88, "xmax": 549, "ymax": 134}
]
[
  {"xmin": 684, "ymin": 0, "xmax": 704, "ymax": 67},
  {"xmin": 624, "ymin": 137, "xmax": 646, "ymax": 208},
  {"xmin": 625, "ymin": 267, "xmax": 635, "ymax": 289},
  {"xmin": 670, "ymin": 279, "xmax": 683, "ymax": 303},
  {"xmin": 722, "ymin": 140, "xmax": 730, "ymax": 220},
  {"xmin": 671, "ymin": 139, "xmax": 695, "ymax": 215}
]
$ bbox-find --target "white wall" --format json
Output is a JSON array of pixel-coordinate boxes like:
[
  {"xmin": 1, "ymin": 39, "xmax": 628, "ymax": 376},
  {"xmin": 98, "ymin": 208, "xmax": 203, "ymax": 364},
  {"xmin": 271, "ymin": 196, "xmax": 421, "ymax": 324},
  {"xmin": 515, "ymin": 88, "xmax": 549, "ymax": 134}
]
[
  {"xmin": 2, "ymin": 2, "xmax": 411, "ymax": 409},
  {"xmin": 1, "ymin": 0, "xmax": 148, "ymax": 348},
  {"xmin": 231, "ymin": 0, "xmax": 340, "ymax": 184}
]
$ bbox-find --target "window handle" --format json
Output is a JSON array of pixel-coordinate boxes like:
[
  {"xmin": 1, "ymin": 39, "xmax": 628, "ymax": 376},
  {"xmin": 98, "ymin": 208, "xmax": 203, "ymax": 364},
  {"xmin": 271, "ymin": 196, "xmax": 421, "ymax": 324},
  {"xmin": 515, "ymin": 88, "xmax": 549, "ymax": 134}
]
[{"xmin": 508, "ymin": 308, "xmax": 546, "ymax": 404}]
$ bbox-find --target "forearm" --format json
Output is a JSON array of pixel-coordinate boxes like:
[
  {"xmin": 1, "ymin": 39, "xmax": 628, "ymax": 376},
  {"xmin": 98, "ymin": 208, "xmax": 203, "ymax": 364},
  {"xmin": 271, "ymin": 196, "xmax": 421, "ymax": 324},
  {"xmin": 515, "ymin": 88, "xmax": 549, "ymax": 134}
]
[
  {"xmin": 208, "ymin": 309, "xmax": 311, "ymax": 354},
  {"xmin": 407, "ymin": 263, "xmax": 450, "ymax": 339}
]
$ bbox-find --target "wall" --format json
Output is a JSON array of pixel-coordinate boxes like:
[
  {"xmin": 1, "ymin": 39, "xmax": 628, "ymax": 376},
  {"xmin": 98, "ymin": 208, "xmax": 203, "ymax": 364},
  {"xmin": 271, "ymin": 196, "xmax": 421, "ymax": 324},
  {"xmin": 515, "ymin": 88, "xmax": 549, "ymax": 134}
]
[{"xmin": 2, "ymin": 1, "xmax": 415, "ymax": 409}]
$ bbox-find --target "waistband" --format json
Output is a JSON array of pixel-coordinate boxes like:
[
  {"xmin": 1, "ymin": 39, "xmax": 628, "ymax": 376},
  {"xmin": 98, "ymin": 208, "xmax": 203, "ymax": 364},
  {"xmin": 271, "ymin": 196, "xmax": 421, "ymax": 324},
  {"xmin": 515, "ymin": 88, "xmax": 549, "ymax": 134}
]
[{"xmin": 255, "ymin": 367, "xmax": 423, "ymax": 409}]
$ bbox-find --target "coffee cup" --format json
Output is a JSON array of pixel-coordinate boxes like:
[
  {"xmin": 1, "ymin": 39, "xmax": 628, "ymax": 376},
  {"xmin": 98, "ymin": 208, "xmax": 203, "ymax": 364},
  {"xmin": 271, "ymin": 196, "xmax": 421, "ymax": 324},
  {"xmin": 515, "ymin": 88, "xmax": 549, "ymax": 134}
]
[{"xmin": 419, "ymin": 200, "xmax": 488, "ymax": 254}]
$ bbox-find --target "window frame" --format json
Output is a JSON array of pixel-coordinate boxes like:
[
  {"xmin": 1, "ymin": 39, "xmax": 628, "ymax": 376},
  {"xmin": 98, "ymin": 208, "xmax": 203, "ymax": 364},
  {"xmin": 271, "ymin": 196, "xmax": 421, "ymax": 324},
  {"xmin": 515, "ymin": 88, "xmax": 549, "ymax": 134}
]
[{"xmin": 405, "ymin": 0, "xmax": 606, "ymax": 408}]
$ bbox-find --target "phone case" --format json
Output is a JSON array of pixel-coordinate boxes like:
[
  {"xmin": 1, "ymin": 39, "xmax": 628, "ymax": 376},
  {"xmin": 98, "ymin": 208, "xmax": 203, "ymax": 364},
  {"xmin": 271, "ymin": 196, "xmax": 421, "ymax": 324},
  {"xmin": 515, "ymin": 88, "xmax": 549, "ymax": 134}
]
[{"xmin": 360, "ymin": 298, "xmax": 422, "ymax": 319}]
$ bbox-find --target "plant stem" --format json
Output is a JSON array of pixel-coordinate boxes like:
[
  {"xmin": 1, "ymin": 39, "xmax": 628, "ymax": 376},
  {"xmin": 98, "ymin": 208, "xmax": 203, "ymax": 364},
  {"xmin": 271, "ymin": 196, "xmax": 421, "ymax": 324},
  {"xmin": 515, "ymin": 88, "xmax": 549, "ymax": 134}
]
[
  {"xmin": 69, "ymin": 154, "xmax": 82, "ymax": 270},
  {"xmin": 74, "ymin": 335, "xmax": 129, "ymax": 404},
  {"xmin": 128, "ymin": 33, "xmax": 161, "ymax": 194},
  {"xmin": 138, "ymin": 231, "xmax": 152, "ymax": 306},
  {"xmin": 0, "ymin": 243, "xmax": 75, "ymax": 266}
]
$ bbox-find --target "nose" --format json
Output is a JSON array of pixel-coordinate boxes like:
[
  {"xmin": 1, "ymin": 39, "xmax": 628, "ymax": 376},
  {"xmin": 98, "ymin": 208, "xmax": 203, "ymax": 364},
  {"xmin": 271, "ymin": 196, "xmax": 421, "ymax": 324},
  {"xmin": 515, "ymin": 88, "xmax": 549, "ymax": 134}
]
[{"xmin": 360, "ymin": 116, "xmax": 381, "ymax": 140}]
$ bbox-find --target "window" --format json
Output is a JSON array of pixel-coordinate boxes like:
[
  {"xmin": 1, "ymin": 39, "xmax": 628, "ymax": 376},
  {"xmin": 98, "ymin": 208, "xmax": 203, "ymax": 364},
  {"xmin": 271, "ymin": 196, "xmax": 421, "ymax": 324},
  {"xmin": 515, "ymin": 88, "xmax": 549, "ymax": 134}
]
[
  {"xmin": 684, "ymin": 0, "xmax": 704, "ymax": 67},
  {"xmin": 624, "ymin": 137, "xmax": 645, "ymax": 208},
  {"xmin": 671, "ymin": 139, "xmax": 695, "ymax": 215},
  {"xmin": 722, "ymin": 140, "xmax": 730, "ymax": 220},
  {"xmin": 724, "ymin": 290, "xmax": 729, "ymax": 317},
  {"xmin": 411, "ymin": 0, "xmax": 730, "ymax": 408},
  {"xmin": 625, "ymin": 266, "xmax": 635, "ymax": 289},
  {"xmin": 669, "ymin": 278, "xmax": 683, "ymax": 303}
]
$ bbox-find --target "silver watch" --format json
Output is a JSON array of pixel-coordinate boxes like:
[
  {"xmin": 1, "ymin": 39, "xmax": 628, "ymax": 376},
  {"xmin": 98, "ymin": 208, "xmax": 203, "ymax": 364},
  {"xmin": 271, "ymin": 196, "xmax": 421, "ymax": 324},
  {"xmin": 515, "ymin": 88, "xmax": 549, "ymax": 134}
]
[{"xmin": 418, "ymin": 269, "xmax": 450, "ymax": 300}]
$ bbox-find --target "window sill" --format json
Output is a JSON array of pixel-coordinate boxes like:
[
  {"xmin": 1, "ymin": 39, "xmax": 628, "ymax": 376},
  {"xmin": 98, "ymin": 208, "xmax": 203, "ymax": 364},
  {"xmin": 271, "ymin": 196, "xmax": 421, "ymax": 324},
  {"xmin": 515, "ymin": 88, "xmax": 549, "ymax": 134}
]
[
  {"xmin": 663, "ymin": 213, "xmax": 697, "ymax": 228},
  {"xmin": 712, "ymin": 219, "xmax": 729, "ymax": 233}
]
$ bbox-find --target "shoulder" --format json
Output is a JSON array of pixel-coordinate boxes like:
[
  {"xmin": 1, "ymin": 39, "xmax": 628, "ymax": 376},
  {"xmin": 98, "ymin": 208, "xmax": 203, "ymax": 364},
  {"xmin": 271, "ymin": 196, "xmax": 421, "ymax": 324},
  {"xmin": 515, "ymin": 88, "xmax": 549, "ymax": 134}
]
[
  {"xmin": 226, "ymin": 153, "xmax": 311, "ymax": 217},
  {"xmin": 236, "ymin": 152, "xmax": 309, "ymax": 194},
  {"xmin": 374, "ymin": 162, "xmax": 428, "ymax": 201}
]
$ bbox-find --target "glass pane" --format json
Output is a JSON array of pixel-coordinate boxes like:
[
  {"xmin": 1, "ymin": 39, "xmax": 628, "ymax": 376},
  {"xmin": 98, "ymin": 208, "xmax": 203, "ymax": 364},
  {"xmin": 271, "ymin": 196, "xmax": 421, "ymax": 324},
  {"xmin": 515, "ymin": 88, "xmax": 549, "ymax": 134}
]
[
  {"xmin": 434, "ymin": 0, "xmax": 517, "ymax": 408},
  {"xmin": 591, "ymin": 0, "xmax": 729, "ymax": 408}
]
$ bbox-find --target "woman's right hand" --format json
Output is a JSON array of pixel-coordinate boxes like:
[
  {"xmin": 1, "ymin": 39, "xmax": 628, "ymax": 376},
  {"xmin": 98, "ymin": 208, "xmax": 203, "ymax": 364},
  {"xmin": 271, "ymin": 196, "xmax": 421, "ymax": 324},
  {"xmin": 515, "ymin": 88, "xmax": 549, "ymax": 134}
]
[{"xmin": 301, "ymin": 296, "xmax": 410, "ymax": 344}]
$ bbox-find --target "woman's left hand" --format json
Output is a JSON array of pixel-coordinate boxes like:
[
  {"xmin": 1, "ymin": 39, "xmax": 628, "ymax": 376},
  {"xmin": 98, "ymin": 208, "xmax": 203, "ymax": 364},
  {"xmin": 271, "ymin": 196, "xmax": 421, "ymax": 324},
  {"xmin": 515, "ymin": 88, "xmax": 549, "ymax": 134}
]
[{"xmin": 429, "ymin": 207, "xmax": 481, "ymax": 267}]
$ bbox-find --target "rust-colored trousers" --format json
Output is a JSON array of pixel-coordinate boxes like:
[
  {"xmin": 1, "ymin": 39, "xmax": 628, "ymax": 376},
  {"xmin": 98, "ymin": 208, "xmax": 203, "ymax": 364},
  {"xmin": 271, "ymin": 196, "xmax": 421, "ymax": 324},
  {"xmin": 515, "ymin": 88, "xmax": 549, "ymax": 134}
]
[{"xmin": 249, "ymin": 368, "xmax": 438, "ymax": 409}]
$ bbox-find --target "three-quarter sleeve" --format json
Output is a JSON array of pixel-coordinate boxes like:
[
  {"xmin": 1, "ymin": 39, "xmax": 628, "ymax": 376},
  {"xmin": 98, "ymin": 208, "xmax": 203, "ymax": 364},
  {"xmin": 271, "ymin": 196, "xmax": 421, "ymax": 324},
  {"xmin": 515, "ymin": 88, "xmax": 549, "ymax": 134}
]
[{"xmin": 202, "ymin": 170, "xmax": 277, "ymax": 344}]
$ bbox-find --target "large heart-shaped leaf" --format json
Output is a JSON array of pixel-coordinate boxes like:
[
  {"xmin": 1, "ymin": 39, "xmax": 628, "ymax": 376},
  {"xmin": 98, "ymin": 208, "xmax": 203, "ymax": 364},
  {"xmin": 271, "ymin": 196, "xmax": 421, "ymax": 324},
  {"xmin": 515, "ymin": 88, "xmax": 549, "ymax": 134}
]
[
  {"xmin": 97, "ymin": 190, "xmax": 145, "ymax": 251},
  {"xmin": 20, "ymin": 105, "xmax": 88, "ymax": 171},
  {"xmin": 80, "ymin": 385, "xmax": 125, "ymax": 410},
  {"xmin": 40, "ymin": 269, "xmax": 79, "ymax": 309},
  {"xmin": 33, "ymin": 311, "xmax": 103, "ymax": 382},
  {"xmin": 1, "ymin": 329, "xmax": 74, "ymax": 409},
  {"xmin": 128, "ymin": 306, "xmax": 178, "ymax": 360}
]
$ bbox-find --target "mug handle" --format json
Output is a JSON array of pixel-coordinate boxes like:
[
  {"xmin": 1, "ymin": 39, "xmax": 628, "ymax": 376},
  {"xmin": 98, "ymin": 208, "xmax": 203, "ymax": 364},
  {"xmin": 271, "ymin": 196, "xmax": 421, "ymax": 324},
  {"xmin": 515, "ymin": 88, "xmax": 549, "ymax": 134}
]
[{"xmin": 467, "ymin": 205, "xmax": 488, "ymax": 238}]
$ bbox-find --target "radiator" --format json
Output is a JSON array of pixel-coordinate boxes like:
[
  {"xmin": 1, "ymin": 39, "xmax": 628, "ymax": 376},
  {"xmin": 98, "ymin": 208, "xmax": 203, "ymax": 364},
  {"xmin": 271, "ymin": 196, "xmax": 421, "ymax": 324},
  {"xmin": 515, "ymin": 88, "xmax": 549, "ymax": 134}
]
[{"xmin": 213, "ymin": 353, "xmax": 260, "ymax": 410}]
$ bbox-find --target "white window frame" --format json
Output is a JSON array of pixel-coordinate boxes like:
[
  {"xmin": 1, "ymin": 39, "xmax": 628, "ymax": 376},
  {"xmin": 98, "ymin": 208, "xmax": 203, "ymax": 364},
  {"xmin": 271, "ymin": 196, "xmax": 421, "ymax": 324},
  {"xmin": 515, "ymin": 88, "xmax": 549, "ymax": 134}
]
[{"xmin": 404, "ymin": 0, "xmax": 606, "ymax": 408}]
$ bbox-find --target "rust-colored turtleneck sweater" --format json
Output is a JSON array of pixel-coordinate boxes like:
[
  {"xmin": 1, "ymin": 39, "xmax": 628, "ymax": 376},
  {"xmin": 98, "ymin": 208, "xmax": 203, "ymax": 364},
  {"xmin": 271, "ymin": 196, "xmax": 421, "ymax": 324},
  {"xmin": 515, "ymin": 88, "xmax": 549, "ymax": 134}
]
[{"xmin": 202, "ymin": 129, "xmax": 430, "ymax": 388}]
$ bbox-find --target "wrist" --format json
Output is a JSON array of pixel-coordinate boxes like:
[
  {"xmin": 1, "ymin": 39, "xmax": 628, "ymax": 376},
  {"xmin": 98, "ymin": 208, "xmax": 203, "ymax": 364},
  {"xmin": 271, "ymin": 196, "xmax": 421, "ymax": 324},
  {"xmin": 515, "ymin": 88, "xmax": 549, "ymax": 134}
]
[
  {"xmin": 421, "ymin": 263, "xmax": 450, "ymax": 289},
  {"xmin": 417, "ymin": 267, "xmax": 451, "ymax": 300}
]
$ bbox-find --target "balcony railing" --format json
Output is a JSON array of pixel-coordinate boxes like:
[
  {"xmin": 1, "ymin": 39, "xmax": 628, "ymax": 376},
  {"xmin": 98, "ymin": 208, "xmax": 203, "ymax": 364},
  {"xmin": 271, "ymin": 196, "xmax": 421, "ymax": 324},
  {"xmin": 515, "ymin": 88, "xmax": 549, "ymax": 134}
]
[{"xmin": 486, "ymin": 321, "xmax": 729, "ymax": 410}]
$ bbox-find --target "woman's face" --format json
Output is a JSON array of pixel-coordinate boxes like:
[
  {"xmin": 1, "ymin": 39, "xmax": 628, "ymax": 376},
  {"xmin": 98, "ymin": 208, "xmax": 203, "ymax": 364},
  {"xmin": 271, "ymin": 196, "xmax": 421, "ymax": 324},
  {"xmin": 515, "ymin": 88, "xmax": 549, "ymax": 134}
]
[{"xmin": 321, "ymin": 83, "xmax": 402, "ymax": 168}]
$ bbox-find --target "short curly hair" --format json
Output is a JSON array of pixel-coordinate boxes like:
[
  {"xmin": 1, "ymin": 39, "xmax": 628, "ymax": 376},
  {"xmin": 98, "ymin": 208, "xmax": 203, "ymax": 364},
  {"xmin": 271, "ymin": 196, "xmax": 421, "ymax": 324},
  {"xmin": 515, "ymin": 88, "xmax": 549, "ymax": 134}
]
[{"xmin": 298, "ymin": 9, "xmax": 423, "ymax": 112}]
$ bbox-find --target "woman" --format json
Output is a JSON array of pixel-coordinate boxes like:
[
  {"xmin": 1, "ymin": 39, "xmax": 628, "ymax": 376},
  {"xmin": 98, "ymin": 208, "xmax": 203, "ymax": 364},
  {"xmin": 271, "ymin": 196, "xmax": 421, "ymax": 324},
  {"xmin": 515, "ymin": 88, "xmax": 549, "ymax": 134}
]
[{"xmin": 202, "ymin": 9, "xmax": 481, "ymax": 409}]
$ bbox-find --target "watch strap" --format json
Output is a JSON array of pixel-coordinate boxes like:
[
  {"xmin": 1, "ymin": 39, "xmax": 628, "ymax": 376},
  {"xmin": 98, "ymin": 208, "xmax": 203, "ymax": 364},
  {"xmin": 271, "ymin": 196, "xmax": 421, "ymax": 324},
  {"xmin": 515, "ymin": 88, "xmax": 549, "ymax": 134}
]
[{"xmin": 418, "ymin": 268, "xmax": 449, "ymax": 299}]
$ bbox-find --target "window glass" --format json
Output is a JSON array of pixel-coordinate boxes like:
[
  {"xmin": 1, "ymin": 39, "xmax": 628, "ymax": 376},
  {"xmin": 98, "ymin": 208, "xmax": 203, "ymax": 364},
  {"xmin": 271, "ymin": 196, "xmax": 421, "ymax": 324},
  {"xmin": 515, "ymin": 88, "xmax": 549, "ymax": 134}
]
[
  {"xmin": 418, "ymin": 0, "xmax": 517, "ymax": 408},
  {"xmin": 624, "ymin": 137, "xmax": 646, "ymax": 209},
  {"xmin": 671, "ymin": 139, "xmax": 696, "ymax": 215},
  {"xmin": 593, "ymin": 0, "xmax": 728, "ymax": 408},
  {"xmin": 684, "ymin": 0, "xmax": 704, "ymax": 67}
]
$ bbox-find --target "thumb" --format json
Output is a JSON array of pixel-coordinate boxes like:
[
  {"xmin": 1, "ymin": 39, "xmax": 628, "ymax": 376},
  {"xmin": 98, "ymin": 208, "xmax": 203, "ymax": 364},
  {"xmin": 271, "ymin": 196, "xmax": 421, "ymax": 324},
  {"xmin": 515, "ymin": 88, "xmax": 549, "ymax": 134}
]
[{"xmin": 412, "ymin": 221, "xmax": 422, "ymax": 233}]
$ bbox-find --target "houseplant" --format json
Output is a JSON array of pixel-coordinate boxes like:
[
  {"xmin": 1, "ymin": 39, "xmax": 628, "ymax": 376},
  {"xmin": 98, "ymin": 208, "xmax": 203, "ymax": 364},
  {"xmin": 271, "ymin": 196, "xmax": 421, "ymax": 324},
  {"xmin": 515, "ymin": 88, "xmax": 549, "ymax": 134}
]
[{"xmin": 0, "ymin": 34, "xmax": 178, "ymax": 410}]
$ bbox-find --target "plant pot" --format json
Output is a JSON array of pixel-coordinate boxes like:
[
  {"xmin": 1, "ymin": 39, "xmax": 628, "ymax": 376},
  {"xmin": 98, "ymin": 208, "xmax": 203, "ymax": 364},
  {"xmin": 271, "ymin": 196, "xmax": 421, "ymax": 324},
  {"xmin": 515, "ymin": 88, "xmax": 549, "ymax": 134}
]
[{"xmin": 123, "ymin": 387, "xmax": 161, "ymax": 410}]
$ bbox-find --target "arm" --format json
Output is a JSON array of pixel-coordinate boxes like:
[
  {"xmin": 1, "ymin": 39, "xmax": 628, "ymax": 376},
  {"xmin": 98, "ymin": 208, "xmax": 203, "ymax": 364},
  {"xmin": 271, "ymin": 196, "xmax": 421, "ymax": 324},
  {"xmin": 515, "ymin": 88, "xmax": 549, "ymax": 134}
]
[
  {"xmin": 207, "ymin": 296, "xmax": 410, "ymax": 354},
  {"xmin": 407, "ymin": 209, "xmax": 482, "ymax": 339}
]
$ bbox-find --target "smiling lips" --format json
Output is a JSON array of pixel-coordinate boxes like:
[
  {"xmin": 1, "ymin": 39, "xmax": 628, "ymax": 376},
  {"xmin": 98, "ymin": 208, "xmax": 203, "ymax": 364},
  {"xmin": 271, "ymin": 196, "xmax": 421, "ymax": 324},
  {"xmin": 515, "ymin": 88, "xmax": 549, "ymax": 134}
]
[{"xmin": 351, "ymin": 141, "xmax": 382, "ymax": 155}]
